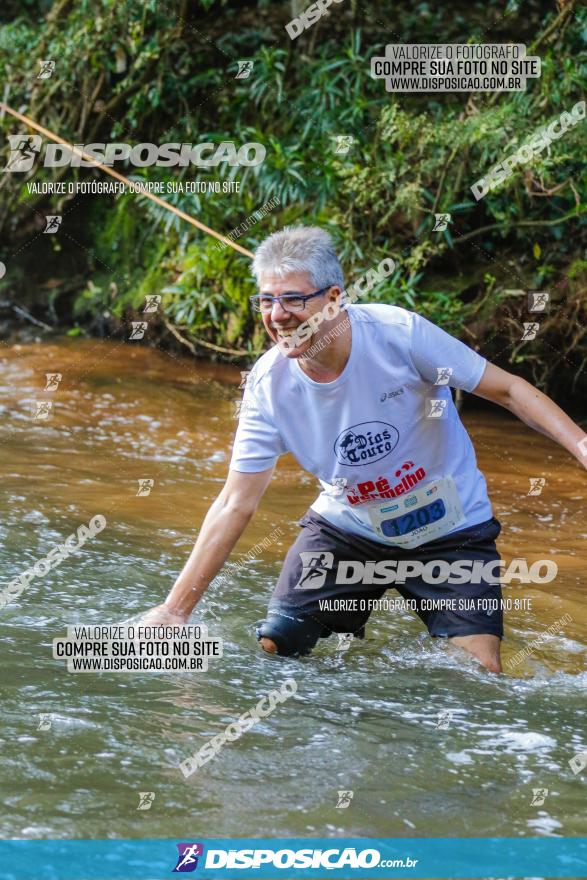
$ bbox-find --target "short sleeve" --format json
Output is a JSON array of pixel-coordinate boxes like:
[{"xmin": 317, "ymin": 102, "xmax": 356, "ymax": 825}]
[
  {"xmin": 409, "ymin": 312, "xmax": 487, "ymax": 392},
  {"xmin": 229, "ymin": 384, "xmax": 287, "ymax": 473}
]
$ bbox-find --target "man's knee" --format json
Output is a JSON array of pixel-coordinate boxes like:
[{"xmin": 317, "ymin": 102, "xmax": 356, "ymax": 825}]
[
  {"xmin": 471, "ymin": 650, "xmax": 502, "ymax": 674},
  {"xmin": 256, "ymin": 609, "xmax": 326, "ymax": 657},
  {"xmin": 449, "ymin": 633, "xmax": 502, "ymax": 674}
]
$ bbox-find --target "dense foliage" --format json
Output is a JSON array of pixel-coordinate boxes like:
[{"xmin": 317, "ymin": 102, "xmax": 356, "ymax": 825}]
[{"xmin": 0, "ymin": 0, "xmax": 585, "ymax": 400}]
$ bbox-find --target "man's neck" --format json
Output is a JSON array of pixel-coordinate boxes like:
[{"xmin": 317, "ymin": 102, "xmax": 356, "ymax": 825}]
[{"xmin": 297, "ymin": 313, "xmax": 351, "ymax": 383}]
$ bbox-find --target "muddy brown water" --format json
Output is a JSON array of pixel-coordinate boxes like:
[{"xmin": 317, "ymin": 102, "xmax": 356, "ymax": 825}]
[{"xmin": 1, "ymin": 337, "xmax": 585, "ymax": 840}]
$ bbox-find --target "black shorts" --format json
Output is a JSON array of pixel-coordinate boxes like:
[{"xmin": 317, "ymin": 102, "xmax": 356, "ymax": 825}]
[{"xmin": 256, "ymin": 510, "xmax": 504, "ymax": 656}]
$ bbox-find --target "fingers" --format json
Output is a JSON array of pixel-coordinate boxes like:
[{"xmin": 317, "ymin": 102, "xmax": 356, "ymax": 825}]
[{"xmin": 138, "ymin": 603, "xmax": 188, "ymax": 627}]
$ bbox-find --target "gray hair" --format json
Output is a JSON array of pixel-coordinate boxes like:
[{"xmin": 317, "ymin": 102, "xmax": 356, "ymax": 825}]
[{"xmin": 252, "ymin": 226, "xmax": 344, "ymax": 289}]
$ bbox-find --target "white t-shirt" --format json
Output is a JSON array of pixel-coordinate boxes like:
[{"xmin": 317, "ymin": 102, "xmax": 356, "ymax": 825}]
[{"xmin": 230, "ymin": 304, "xmax": 492, "ymax": 544}]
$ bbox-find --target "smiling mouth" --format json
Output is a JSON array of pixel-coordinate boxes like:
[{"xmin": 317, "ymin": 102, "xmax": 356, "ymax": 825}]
[{"xmin": 272, "ymin": 326, "xmax": 300, "ymax": 339}]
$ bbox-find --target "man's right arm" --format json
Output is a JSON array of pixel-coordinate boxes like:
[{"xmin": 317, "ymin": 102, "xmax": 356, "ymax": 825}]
[{"xmin": 141, "ymin": 466, "xmax": 275, "ymax": 624}]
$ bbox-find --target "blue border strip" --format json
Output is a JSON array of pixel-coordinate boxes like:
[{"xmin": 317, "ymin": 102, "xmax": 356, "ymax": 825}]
[{"xmin": 1, "ymin": 838, "xmax": 586, "ymax": 879}]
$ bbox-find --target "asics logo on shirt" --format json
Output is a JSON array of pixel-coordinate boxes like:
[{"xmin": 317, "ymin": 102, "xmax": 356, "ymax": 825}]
[{"xmin": 379, "ymin": 388, "xmax": 405, "ymax": 402}]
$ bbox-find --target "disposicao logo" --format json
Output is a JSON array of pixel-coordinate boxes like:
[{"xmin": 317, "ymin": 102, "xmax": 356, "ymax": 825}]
[
  {"xmin": 334, "ymin": 421, "xmax": 399, "ymax": 466},
  {"xmin": 173, "ymin": 843, "xmax": 204, "ymax": 872},
  {"xmin": 2, "ymin": 136, "xmax": 266, "ymax": 172}
]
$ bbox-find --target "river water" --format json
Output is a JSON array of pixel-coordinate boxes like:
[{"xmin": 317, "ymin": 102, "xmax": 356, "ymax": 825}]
[{"xmin": 1, "ymin": 337, "xmax": 585, "ymax": 842}]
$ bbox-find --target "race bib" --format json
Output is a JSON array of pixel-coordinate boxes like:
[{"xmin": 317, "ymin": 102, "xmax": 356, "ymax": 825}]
[{"xmin": 366, "ymin": 476, "xmax": 465, "ymax": 549}]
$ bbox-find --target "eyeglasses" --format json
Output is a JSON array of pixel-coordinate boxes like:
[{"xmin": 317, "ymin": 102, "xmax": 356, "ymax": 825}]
[{"xmin": 249, "ymin": 285, "xmax": 333, "ymax": 313}]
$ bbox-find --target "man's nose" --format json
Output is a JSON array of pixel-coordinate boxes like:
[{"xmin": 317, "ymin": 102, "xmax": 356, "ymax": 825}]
[{"xmin": 270, "ymin": 299, "xmax": 290, "ymax": 322}]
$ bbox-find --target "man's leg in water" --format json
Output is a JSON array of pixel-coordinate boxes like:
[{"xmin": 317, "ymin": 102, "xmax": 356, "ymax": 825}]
[
  {"xmin": 264, "ymin": 631, "xmax": 503, "ymax": 670},
  {"xmin": 258, "ymin": 514, "xmax": 505, "ymax": 669},
  {"xmin": 390, "ymin": 516, "xmax": 505, "ymax": 674},
  {"xmin": 257, "ymin": 512, "xmax": 387, "ymax": 657},
  {"xmin": 449, "ymin": 633, "xmax": 502, "ymax": 673}
]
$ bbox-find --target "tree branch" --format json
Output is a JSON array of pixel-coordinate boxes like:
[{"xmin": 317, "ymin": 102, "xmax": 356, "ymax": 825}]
[
  {"xmin": 454, "ymin": 207, "xmax": 586, "ymax": 244},
  {"xmin": 162, "ymin": 317, "xmax": 255, "ymax": 358}
]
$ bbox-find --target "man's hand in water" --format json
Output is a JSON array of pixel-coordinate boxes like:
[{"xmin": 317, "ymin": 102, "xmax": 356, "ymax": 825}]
[{"xmin": 139, "ymin": 603, "xmax": 188, "ymax": 626}]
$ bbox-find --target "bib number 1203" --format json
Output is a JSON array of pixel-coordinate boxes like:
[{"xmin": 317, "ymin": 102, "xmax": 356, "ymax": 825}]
[{"xmin": 381, "ymin": 499, "xmax": 446, "ymax": 538}]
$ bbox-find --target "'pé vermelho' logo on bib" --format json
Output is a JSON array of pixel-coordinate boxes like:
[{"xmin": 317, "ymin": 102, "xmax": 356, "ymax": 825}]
[{"xmin": 334, "ymin": 421, "xmax": 399, "ymax": 466}]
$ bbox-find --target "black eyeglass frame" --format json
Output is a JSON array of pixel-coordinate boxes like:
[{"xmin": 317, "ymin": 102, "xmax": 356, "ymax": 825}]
[{"xmin": 249, "ymin": 285, "xmax": 334, "ymax": 313}]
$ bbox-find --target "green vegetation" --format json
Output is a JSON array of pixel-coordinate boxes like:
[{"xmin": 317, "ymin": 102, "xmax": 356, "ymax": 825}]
[{"xmin": 0, "ymin": 0, "xmax": 585, "ymax": 400}]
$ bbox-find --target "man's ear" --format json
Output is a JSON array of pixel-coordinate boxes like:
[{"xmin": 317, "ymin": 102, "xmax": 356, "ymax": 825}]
[{"xmin": 323, "ymin": 289, "xmax": 343, "ymax": 320}]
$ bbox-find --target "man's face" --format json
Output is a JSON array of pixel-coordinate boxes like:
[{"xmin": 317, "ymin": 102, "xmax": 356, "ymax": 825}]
[{"xmin": 258, "ymin": 270, "xmax": 337, "ymax": 358}]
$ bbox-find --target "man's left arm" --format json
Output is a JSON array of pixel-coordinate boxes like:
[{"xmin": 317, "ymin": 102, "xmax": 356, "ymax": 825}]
[{"xmin": 472, "ymin": 362, "xmax": 587, "ymax": 468}]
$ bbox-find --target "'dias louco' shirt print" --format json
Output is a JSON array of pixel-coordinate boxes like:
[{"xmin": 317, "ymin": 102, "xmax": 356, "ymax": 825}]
[{"xmin": 229, "ymin": 304, "xmax": 492, "ymax": 545}]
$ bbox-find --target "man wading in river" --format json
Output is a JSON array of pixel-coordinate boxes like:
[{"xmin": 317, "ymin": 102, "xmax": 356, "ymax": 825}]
[{"xmin": 143, "ymin": 226, "xmax": 587, "ymax": 673}]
